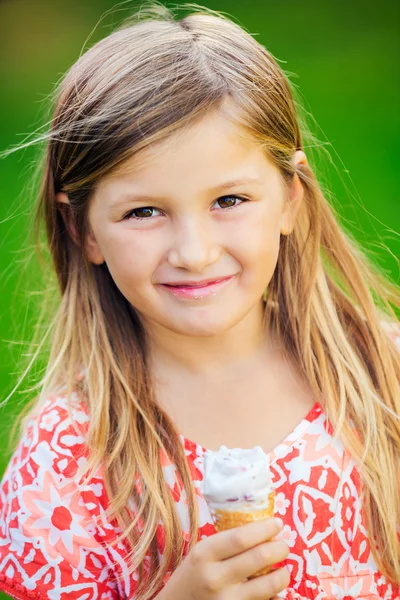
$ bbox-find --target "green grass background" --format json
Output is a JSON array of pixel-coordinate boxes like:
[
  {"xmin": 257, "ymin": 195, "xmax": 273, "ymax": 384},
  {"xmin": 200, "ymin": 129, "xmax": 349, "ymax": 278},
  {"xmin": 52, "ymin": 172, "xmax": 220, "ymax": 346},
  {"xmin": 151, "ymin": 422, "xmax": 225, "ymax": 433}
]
[{"xmin": 0, "ymin": 0, "xmax": 399, "ymax": 596}]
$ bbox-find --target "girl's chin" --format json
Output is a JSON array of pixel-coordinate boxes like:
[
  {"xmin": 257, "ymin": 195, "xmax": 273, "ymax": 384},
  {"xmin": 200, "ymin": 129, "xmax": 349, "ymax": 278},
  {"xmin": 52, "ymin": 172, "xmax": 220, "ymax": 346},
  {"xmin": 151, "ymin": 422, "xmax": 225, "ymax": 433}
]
[{"xmin": 156, "ymin": 311, "xmax": 233, "ymax": 336}]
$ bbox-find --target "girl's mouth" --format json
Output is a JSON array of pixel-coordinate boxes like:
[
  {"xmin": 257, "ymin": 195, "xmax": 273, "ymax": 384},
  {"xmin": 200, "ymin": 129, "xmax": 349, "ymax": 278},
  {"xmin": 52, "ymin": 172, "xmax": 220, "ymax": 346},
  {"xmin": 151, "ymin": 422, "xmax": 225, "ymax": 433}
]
[{"xmin": 160, "ymin": 275, "xmax": 236, "ymax": 299}]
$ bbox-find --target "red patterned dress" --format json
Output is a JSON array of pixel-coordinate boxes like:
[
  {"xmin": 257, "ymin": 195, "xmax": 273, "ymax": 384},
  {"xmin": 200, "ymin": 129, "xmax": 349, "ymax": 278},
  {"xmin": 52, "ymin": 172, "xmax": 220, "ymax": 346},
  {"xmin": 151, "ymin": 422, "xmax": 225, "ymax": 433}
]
[{"xmin": 1, "ymin": 327, "xmax": 399, "ymax": 599}]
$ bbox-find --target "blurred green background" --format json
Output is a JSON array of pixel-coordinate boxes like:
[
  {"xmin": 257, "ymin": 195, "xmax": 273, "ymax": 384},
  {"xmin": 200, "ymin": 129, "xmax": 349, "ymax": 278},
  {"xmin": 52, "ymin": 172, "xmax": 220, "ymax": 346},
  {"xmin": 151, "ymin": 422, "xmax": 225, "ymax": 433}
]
[{"xmin": 0, "ymin": 0, "xmax": 399, "ymax": 596}]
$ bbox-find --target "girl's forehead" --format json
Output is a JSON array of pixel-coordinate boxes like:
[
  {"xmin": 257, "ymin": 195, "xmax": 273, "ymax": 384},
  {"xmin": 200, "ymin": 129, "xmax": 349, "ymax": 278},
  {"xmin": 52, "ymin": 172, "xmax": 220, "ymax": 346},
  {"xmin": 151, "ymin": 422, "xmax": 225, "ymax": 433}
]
[
  {"xmin": 98, "ymin": 146, "xmax": 276, "ymax": 205},
  {"xmin": 102, "ymin": 109, "xmax": 266, "ymax": 183}
]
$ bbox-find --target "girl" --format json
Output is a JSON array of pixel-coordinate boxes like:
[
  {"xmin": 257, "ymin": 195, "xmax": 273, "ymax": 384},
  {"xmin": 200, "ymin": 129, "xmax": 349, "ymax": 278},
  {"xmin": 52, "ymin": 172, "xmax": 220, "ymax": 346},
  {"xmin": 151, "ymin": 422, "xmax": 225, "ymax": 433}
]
[{"xmin": 0, "ymin": 2, "xmax": 399, "ymax": 599}]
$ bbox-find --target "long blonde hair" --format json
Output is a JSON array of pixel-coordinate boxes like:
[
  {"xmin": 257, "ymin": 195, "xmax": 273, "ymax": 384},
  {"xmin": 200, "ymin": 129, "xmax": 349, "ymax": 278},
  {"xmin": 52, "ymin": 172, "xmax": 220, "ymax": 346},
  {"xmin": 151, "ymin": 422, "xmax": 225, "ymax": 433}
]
[{"xmin": 2, "ymin": 2, "xmax": 399, "ymax": 597}]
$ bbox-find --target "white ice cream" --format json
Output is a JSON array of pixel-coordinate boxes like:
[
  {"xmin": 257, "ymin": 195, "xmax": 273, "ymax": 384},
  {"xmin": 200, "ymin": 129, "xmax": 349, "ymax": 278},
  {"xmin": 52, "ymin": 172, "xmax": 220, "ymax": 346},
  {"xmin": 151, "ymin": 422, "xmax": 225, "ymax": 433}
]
[{"xmin": 201, "ymin": 445, "xmax": 273, "ymax": 511}]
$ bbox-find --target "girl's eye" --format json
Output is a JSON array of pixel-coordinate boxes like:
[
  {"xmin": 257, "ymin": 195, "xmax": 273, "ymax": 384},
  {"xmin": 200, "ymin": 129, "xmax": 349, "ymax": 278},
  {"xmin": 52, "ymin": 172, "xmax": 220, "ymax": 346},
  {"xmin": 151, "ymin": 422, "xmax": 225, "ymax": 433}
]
[{"xmin": 122, "ymin": 195, "xmax": 248, "ymax": 221}]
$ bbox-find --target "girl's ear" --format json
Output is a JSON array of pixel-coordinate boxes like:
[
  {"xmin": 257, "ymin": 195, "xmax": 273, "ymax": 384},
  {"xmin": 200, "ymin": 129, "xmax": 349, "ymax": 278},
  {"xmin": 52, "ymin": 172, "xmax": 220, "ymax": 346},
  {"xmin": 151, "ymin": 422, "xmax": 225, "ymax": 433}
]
[
  {"xmin": 56, "ymin": 192, "xmax": 105, "ymax": 265},
  {"xmin": 280, "ymin": 151, "xmax": 307, "ymax": 236},
  {"xmin": 56, "ymin": 192, "xmax": 80, "ymax": 245}
]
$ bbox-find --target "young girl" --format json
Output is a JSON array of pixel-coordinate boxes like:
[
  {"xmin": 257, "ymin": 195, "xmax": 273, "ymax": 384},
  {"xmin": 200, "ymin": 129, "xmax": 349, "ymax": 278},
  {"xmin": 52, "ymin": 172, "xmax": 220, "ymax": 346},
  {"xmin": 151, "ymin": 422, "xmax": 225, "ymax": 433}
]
[{"xmin": 0, "ymin": 3, "xmax": 399, "ymax": 600}]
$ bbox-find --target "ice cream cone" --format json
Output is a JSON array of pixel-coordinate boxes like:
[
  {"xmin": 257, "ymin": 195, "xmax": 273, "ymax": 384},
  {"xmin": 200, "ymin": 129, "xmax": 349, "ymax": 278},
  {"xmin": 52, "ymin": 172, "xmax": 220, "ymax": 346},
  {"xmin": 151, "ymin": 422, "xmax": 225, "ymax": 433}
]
[
  {"xmin": 210, "ymin": 489, "xmax": 275, "ymax": 578},
  {"xmin": 201, "ymin": 445, "xmax": 276, "ymax": 580}
]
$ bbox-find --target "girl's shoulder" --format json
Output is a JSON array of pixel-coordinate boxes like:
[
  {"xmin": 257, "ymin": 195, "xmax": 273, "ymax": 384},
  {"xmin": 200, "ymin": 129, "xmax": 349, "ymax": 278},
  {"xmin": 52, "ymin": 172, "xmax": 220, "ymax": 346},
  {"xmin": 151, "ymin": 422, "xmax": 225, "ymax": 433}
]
[
  {"xmin": 0, "ymin": 390, "xmax": 127, "ymax": 599},
  {"xmin": 2, "ymin": 389, "xmax": 91, "ymax": 486}
]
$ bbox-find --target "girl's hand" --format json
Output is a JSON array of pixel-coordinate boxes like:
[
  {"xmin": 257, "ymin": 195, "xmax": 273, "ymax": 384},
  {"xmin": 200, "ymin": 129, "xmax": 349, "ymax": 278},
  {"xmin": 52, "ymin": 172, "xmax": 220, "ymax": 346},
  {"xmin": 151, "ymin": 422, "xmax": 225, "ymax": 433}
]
[{"xmin": 158, "ymin": 517, "xmax": 290, "ymax": 600}]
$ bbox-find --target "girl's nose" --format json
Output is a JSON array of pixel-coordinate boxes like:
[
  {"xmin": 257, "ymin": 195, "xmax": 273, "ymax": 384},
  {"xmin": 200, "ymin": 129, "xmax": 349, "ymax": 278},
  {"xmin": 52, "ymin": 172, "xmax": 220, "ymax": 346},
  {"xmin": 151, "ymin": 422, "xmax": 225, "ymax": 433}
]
[{"xmin": 166, "ymin": 216, "xmax": 220, "ymax": 272}]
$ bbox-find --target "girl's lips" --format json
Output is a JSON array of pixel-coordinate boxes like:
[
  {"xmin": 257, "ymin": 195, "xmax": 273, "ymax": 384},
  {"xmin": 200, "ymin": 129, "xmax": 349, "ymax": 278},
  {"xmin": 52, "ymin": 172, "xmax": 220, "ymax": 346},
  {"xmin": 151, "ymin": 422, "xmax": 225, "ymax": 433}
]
[{"xmin": 160, "ymin": 275, "xmax": 236, "ymax": 299}]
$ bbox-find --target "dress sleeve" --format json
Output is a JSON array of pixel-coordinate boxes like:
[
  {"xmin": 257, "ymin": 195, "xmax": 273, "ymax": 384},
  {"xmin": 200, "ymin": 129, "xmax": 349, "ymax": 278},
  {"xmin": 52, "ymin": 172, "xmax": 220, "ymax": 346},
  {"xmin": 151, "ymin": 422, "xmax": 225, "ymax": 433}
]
[{"xmin": 0, "ymin": 392, "xmax": 122, "ymax": 600}]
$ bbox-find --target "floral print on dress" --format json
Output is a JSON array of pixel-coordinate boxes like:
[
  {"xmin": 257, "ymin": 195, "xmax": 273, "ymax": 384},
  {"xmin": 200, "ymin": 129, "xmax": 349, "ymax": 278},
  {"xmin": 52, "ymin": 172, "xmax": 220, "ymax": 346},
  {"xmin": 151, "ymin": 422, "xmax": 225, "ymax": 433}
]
[{"xmin": 0, "ymin": 323, "xmax": 399, "ymax": 599}]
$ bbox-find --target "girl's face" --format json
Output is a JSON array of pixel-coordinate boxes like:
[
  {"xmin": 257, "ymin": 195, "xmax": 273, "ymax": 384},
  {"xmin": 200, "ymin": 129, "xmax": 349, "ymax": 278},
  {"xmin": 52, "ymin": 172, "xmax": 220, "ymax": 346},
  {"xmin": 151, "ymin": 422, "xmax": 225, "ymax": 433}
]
[{"xmin": 59, "ymin": 109, "xmax": 306, "ymax": 338}]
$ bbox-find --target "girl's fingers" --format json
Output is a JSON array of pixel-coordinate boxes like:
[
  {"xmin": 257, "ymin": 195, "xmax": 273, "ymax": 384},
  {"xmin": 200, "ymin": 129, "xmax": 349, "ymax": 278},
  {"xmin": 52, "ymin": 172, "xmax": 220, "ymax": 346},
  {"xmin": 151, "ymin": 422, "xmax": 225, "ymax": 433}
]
[
  {"xmin": 223, "ymin": 539, "xmax": 289, "ymax": 584},
  {"xmin": 239, "ymin": 566, "xmax": 291, "ymax": 599},
  {"xmin": 206, "ymin": 518, "xmax": 283, "ymax": 562}
]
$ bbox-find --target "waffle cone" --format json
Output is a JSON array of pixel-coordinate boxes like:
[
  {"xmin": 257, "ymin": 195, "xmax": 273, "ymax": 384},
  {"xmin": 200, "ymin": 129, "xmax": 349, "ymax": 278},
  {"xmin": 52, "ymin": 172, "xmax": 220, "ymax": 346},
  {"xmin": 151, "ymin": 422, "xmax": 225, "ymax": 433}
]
[{"xmin": 210, "ymin": 489, "xmax": 275, "ymax": 579}]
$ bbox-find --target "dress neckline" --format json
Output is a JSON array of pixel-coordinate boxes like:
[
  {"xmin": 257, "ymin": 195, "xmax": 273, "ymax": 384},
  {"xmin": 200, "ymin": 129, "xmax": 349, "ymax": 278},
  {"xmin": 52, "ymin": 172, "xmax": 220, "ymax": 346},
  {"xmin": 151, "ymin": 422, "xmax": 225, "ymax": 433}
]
[{"xmin": 178, "ymin": 400, "xmax": 323, "ymax": 463}]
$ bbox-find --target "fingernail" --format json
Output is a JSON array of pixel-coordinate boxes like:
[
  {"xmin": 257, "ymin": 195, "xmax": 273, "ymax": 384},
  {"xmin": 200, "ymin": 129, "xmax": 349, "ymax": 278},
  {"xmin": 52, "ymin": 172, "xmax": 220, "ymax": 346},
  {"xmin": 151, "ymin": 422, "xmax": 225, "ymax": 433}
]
[{"xmin": 275, "ymin": 517, "xmax": 284, "ymax": 529}]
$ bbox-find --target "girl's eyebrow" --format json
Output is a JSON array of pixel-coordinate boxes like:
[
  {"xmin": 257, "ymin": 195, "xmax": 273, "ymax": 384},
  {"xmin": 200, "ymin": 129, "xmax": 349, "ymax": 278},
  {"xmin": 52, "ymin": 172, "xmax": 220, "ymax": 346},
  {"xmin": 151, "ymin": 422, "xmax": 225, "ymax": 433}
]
[{"xmin": 109, "ymin": 176, "xmax": 265, "ymax": 208}]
